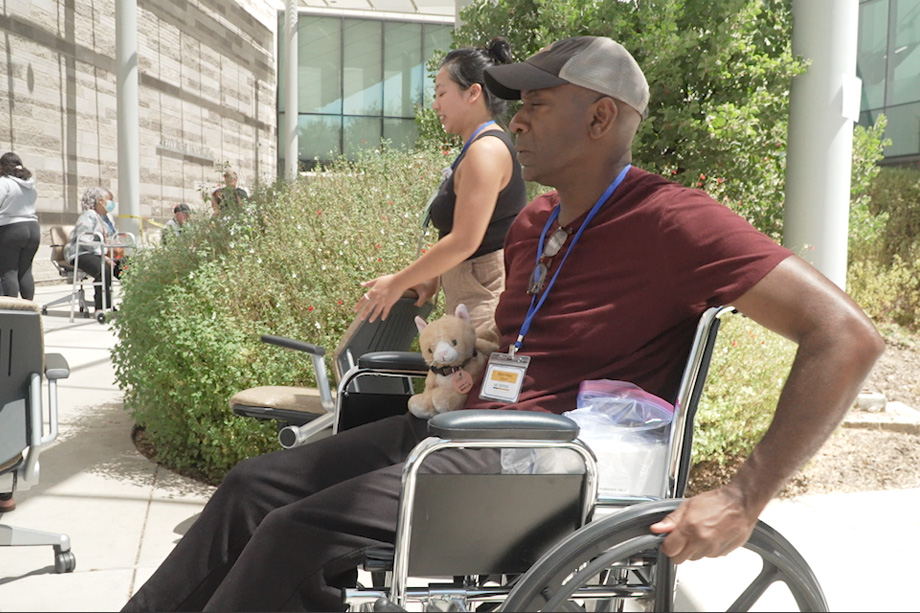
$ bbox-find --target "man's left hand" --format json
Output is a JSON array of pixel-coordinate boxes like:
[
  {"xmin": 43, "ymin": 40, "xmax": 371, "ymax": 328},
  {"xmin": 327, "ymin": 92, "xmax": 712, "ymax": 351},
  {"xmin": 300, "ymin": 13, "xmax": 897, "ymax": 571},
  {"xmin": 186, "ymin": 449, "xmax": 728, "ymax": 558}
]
[{"xmin": 649, "ymin": 486, "xmax": 758, "ymax": 564}]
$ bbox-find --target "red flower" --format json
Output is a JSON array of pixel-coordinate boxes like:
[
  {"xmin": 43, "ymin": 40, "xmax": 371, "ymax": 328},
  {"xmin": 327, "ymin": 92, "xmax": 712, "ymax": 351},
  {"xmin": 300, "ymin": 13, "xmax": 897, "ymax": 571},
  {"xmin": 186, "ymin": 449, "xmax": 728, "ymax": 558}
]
[
  {"xmin": 308, "ymin": 306, "xmax": 314, "ymax": 312},
  {"xmin": 388, "ymin": 200, "xmax": 393, "ymax": 205},
  {"xmin": 316, "ymin": 210, "xmax": 322, "ymax": 215},
  {"xmin": 377, "ymin": 257, "xmax": 382, "ymax": 262},
  {"xmin": 337, "ymin": 300, "xmax": 343, "ymax": 305},
  {"xmin": 699, "ymin": 173, "xmax": 706, "ymax": 180}
]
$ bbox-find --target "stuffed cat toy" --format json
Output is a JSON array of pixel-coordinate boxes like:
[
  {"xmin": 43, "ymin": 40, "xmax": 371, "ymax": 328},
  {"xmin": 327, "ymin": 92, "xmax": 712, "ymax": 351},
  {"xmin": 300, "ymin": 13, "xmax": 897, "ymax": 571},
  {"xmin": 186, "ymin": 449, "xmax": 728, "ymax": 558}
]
[{"xmin": 408, "ymin": 304, "xmax": 499, "ymax": 419}]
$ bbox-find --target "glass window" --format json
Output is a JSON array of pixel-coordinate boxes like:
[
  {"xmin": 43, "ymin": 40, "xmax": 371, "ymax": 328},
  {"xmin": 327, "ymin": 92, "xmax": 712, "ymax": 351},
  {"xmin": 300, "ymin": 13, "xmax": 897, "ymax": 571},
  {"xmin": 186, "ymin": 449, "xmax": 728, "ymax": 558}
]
[
  {"xmin": 889, "ymin": 0, "xmax": 920, "ymax": 106},
  {"xmin": 384, "ymin": 22, "xmax": 423, "ymax": 118},
  {"xmin": 881, "ymin": 101, "xmax": 920, "ymax": 157},
  {"xmin": 384, "ymin": 118, "xmax": 419, "ymax": 151},
  {"xmin": 344, "ymin": 116, "xmax": 384, "ymax": 158},
  {"xmin": 300, "ymin": 115, "xmax": 342, "ymax": 164},
  {"xmin": 423, "ymin": 24, "xmax": 454, "ymax": 106},
  {"xmin": 279, "ymin": 14, "xmax": 454, "ymax": 169},
  {"xmin": 857, "ymin": 0, "xmax": 889, "ymax": 110},
  {"xmin": 299, "ymin": 16, "xmax": 343, "ymax": 115},
  {"xmin": 343, "ymin": 20, "xmax": 383, "ymax": 116}
]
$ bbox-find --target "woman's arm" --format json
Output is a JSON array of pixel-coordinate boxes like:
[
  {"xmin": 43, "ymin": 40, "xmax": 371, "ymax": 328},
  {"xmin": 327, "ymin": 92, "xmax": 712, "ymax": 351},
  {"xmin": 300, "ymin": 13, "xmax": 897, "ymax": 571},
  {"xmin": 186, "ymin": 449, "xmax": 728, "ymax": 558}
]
[{"xmin": 357, "ymin": 133, "xmax": 513, "ymax": 322}]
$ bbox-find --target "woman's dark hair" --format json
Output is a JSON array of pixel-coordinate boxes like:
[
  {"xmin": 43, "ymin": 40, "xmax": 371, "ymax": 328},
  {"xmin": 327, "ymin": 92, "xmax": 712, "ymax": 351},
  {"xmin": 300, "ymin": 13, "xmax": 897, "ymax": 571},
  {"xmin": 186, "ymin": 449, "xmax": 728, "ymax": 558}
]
[
  {"xmin": 441, "ymin": 37, "xmax": 513, "ymax": 120},
  {"xmin": 0, "ymin": 152, "xmax": 31, "ymax": 180}
]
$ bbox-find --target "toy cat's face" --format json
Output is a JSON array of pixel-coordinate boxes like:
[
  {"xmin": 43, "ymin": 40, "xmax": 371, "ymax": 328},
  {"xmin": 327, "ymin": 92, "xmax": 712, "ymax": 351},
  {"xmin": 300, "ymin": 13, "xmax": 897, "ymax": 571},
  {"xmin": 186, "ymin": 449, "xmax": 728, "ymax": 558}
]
[{"xmin": 416, "ymin": 304, "xmax": 477, "ymax": 366}]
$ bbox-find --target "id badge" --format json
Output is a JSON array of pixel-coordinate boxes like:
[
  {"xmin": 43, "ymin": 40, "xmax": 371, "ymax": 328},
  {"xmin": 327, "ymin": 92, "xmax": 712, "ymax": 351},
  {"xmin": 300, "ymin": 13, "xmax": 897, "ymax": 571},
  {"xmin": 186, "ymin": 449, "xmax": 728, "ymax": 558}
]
[{"xmin": 479, "ymin": 352, "xmax": 530, "ymax": 404}]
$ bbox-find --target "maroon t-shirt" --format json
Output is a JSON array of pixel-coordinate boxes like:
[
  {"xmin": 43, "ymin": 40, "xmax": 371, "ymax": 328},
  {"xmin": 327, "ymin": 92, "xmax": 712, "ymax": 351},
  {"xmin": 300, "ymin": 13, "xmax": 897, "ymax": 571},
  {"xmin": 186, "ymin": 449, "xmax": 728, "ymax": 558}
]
[{"xmin": 465, "ymin": 166, "xmax": 792, "ymax": 414}]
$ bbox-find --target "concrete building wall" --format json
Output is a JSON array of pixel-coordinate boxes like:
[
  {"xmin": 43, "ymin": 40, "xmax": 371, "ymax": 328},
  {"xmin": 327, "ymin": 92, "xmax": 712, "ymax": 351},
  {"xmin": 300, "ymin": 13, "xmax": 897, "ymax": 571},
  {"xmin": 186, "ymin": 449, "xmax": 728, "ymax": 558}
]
[{"xmin": 0, "ymin": 0, "xmax": 279, "ymax": 233}]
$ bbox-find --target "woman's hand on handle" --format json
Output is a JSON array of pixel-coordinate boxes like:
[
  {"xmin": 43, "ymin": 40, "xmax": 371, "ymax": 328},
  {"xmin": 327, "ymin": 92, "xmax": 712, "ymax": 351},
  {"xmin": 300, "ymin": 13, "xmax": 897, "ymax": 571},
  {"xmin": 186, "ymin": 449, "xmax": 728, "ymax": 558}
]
[{"xmin": 355, "ymin": 275, "xmax": 402, "ymax": 322}]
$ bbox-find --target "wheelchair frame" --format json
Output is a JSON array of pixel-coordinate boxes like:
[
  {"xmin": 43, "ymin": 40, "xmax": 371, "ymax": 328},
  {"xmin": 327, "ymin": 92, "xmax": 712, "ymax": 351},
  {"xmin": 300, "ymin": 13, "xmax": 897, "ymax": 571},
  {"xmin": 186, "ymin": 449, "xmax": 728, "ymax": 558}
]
[{"xmin": 333, "ymin": 305, "xmax": 828, "ymax": 612}]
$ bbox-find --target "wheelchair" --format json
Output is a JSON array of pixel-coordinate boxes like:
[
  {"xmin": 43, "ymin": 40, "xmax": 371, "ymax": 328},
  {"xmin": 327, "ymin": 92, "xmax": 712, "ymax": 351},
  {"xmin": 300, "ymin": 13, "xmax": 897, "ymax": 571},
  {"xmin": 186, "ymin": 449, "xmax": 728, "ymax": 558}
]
[{"xmin": 273, "ymin": 306, "xmax": 828, "ymax": 612}]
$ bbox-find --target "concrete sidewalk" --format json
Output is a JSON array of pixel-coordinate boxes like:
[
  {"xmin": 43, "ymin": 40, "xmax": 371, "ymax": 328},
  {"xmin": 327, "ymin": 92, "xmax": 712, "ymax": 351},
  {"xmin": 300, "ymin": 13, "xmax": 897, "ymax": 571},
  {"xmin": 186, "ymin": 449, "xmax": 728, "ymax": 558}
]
[
  {"xmin": 0, "ymin": 281, "xmax": 918, "ymax": 611},
  {"xmin": 0, "ymin": 282, "xmax": 214, "ymax": 612}
]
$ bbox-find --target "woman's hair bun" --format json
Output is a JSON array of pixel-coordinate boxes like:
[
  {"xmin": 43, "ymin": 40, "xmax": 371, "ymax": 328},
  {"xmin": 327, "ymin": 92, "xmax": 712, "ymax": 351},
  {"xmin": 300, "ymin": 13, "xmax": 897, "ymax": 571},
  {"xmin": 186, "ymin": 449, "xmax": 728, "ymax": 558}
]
[{"xmin": 486, "ymin": 37, "xmax": 513, "ymax": 65}]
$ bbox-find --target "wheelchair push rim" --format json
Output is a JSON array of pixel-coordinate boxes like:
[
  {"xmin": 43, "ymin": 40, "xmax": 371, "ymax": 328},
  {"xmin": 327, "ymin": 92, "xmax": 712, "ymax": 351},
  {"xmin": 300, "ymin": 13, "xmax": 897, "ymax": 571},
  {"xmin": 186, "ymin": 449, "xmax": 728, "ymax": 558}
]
[{"xmin": 499, "ymin": 499, "xmax": 829, "ymax": 613}]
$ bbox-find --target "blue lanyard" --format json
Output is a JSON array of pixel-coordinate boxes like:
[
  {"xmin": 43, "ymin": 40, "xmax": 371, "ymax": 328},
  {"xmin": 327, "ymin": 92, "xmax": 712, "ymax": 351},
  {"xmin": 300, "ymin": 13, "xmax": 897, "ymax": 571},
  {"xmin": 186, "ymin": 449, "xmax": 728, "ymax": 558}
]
[
  {"xmin": 452, "ymin": 120, "xmax": 496, "ymax": 170},
  {"xmin": 511, "ymin": 164, "xmax": 632, "ymax": 356}
]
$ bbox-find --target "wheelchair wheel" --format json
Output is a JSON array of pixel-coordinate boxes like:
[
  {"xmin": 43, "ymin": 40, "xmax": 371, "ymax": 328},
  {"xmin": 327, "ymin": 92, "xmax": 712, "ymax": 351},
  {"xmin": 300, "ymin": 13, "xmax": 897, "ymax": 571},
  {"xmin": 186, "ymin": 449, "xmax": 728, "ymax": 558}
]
[{"xmin": 501, "ymin": 499, "xmax": 828, "ymax": 612}]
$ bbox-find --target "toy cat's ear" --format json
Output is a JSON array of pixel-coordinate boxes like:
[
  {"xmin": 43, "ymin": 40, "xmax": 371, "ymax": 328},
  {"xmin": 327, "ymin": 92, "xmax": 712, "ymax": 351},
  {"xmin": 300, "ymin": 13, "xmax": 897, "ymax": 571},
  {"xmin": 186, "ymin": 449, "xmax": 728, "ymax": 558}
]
[
  {"xmin": 415, "ymin": 316, "xmax": 428, "ymax": 334},
  {"xmin": 455, "ymin": 303, "xmax": 471, "ymax": 324}
]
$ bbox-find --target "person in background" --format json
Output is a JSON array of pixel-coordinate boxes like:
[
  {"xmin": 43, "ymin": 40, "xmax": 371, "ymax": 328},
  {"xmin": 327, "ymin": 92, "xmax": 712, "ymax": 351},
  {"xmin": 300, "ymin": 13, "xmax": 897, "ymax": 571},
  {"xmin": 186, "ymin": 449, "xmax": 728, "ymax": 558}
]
[
  {"xmin": 356, "ymin": 37, "xmax": 526, "ymax": 334},
  {"xmin": 211, "ymin": 170, "xmax": 248, "ymax": 217},
  {"xmin": 0, "ymin": 152, "xmax": 40, "ymax": 301},
  {"xmin": 162, "ymin": 203, "xmax": 191, "ymax": 244},
  {"xmin": 64, "ymin": 187, "xmax": 123, "ymax": 318}
]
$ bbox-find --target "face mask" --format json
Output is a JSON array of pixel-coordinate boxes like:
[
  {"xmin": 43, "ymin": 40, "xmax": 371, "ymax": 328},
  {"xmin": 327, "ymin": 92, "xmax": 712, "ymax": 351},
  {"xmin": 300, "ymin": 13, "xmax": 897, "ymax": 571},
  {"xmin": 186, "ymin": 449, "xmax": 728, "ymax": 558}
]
[{"xmin": 105, "ymin": 200, "xmax": 116, "ymax": 213}]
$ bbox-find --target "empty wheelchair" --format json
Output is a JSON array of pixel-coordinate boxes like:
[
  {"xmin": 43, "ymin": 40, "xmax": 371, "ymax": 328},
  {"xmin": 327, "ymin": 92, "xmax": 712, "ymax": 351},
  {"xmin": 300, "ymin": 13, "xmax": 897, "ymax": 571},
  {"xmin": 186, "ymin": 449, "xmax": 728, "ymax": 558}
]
[
  {"xmin": 231, "ymin": 293, "xmax": 434, "ymax": 448},
  {"xmin": 314, "ymin": 306, "xmax": 828, "ymax": 612}
]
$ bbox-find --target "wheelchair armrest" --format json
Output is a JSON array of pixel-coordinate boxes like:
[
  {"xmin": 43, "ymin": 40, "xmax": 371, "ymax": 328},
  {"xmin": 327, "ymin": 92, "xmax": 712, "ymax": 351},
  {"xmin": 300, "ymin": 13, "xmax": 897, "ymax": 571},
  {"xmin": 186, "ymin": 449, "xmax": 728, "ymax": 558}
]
[
  {"xmin": 261, "ymin": 334, "xmax": 325, "ymax": 356},
  {"xmin": 44, "ymin": 353, "xmax": 70, "ymax": 380},
  {"xmin": 428, "ymin": 409, "xmax": 580, "ymax": 442},
  {"xmin": 357, "ymin": 351, "xmax": 428, "ymax": 373}
]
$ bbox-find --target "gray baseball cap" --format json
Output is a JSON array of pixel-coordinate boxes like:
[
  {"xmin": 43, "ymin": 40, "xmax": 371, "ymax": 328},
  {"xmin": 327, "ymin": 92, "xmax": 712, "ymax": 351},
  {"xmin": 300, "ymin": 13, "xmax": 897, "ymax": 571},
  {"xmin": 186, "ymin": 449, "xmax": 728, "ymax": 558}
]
[{"xmin": 484, "ymin": 36, "xmax": 650, "ymax": 118}]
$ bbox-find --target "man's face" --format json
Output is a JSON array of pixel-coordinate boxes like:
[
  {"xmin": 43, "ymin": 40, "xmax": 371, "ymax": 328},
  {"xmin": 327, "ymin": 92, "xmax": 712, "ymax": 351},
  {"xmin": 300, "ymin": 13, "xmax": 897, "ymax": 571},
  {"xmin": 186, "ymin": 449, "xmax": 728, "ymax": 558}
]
[
  {"xmin": 175, "ymin": 212, "xmax": 189, "ymax": 226},
  {"xmin": 509, "ymin": 85, "xmax": 594, "ymax": 185},
  {"xmin": 224, "ymin": 174, "xmax": 236, "ymax": 187}
]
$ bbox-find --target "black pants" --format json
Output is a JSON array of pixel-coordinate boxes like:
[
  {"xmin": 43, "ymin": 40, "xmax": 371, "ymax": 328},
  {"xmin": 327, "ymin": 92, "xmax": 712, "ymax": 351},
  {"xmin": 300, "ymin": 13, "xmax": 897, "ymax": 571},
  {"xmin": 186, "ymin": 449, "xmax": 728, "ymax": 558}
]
[
  {"xmin": 75, "ymin": 253, "xmax": 121, "ymax": 310},
  {"xmin": 0, "ymin": 220, "xmax": 40, "ymax": 300},
  {"xmin": 122, "ymin": 413, "xmax": 498, "ymax": 612}
]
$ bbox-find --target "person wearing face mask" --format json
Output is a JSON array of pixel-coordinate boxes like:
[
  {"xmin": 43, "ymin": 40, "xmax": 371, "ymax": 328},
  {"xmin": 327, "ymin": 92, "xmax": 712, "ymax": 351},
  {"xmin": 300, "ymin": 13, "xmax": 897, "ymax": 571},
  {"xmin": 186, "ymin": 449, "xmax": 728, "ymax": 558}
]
[{"xmin": 64, "ymin": 187, "xmax": 123, "ymax": 318}]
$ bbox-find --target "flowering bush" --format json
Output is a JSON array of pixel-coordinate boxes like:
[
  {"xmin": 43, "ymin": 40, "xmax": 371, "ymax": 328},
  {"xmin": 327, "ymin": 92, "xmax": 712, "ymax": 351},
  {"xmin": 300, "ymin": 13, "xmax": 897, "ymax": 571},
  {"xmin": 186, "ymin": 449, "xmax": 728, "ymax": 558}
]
[{"xmin": 112, "ymin": 147, "xmax": 447, "ymax": 481}]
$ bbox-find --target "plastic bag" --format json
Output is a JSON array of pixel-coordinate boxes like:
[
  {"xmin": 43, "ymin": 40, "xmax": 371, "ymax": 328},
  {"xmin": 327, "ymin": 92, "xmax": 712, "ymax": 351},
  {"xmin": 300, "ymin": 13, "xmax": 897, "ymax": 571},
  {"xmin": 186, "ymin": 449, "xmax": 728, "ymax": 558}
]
[
  {"xmin": 564, "ymin": 380, "xmax": 674, "ymax": 497},
  {"xmin": 500, "ymin": 447, "xmax": 586, "ymax": 475}
]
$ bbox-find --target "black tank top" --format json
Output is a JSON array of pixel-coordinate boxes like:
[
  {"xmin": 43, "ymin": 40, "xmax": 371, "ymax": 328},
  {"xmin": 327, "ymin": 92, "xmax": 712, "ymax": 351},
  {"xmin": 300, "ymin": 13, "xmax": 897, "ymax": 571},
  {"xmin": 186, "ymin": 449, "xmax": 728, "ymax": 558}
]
[{"xmin": 428, "ymin": 130, "xmax": 526, "ymax": 259}]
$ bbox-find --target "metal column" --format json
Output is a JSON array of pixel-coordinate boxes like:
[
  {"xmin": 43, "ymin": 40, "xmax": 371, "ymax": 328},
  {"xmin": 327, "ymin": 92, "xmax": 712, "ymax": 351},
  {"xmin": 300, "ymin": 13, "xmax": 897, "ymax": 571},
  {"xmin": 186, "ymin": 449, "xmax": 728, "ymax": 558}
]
[
  {"xmin": 115, "ymin": 0, "xmax": 141, "ymax": 238},
  {"xmin": 783, "ymin": 0, "xmax": 861, "ymax": 290},
  {"xmin": 284, "ymin": 0, "xmax": 299, "ymax": 181}
]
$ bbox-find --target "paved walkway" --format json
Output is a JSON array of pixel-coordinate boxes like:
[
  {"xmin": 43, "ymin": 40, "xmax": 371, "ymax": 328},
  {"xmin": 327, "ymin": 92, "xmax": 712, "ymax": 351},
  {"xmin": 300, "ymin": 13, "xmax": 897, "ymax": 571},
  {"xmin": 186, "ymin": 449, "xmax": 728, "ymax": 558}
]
[{"xmin": 0, "ymin": 281, "xmax": 918, "ymax": 611}]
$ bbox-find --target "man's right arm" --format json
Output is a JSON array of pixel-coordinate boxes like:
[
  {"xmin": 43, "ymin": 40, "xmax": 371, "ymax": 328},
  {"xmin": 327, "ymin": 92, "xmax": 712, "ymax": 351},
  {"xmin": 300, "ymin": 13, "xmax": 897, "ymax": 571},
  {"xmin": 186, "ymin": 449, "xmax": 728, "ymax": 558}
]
[{"xmin": 651, "ymin": 254, "xmax": 885, "ymax": 562}]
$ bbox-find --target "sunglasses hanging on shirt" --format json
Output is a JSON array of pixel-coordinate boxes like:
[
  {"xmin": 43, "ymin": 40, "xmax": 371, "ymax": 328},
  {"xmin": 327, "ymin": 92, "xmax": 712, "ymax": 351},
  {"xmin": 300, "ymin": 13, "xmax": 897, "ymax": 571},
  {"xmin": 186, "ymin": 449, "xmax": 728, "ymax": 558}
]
[{"xmin": 527, "ymin": 225, "xmax": 573, "ymax": 294}]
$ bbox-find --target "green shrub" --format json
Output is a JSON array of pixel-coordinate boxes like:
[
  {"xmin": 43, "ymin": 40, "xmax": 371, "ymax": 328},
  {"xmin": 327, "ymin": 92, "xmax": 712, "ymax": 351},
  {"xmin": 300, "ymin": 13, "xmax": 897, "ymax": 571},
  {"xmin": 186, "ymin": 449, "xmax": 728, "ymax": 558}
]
[
  {"xmin": 847, "ymin": 253, "xmax": 920, "ymax": 331},
  {"xmin": 863, "ymin": 165, "xmax": 920, "ymax": 265},
  {"xmin": 112, "ymin": 147, "xmax": 448, "ymax": 482}
]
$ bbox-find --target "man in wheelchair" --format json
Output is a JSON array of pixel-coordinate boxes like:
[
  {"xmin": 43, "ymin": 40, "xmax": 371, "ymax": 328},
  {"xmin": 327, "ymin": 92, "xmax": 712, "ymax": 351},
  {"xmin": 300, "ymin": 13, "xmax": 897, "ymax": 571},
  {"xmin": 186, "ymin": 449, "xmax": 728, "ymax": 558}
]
[{"xmin": 123, "ymin": 36, "xmax": 884, "ymax": 612}]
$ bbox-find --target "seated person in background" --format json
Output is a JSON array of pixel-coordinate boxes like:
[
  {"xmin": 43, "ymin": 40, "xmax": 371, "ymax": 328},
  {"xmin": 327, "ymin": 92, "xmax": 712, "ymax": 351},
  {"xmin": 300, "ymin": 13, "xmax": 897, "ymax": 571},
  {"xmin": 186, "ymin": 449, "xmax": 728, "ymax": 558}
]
[
  {"xmin": 162, "ymin": 203, "xmax": 191, "ymax": 244},
  {"xmin": 210, "ymin": 170, "xmax": 248, "ymax": 217},
  {"xmin": 122, "ymin": 36, "xmax": 884, "ymax": 612},
  {"xmin": 64, "ymin": 187, "xmax": 123, "ymax": 317}
]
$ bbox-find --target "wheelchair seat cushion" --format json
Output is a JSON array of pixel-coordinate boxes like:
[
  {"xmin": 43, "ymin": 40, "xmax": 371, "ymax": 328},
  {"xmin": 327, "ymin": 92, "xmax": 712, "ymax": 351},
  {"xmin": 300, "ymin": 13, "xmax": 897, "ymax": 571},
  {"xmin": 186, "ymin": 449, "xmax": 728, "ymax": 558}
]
[{"xmin": 229, "ymin": 385, "xmax": 334, "ymax": 416}]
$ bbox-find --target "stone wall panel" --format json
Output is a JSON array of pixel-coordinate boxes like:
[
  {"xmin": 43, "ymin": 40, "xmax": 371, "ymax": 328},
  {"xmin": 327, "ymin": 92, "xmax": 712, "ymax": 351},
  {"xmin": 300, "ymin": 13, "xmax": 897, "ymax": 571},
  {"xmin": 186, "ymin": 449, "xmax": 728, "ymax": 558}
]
[{"xmin": 0, "ymin": 0, "xmax": 278, "ymax": 234}]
